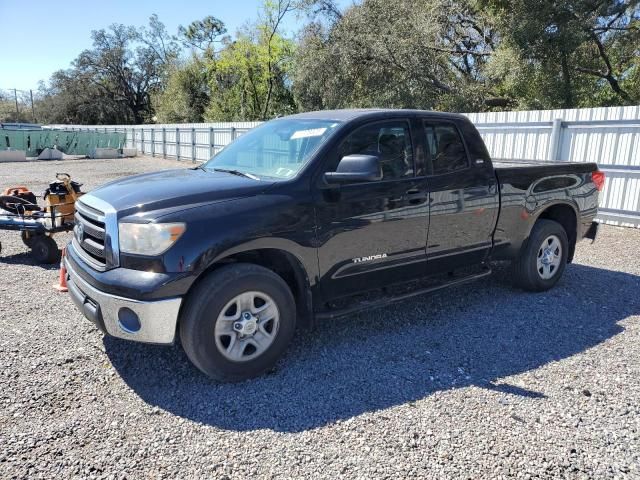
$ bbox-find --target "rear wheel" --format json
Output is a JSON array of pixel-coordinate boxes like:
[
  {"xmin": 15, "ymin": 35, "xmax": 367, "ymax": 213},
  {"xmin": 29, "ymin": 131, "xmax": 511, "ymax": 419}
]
[
  {"xmin": 513, "ymin": 219, "xmax": 568, "ymax": 292},
  {"xmin": 30, "ymin": 236, "xmax": 61, "ymax": 264},
  {"xmin": 180, "ymin": 263, "xmax": 297, "ymax": 382}
]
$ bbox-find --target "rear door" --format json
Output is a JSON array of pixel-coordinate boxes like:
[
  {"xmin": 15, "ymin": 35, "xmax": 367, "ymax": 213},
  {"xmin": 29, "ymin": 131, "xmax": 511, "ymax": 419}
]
[
  {"xmin": 314, "ymin": 118, "xmax": 430, "ymax": 300},
  {"xmin": 422, "ymin": 118, "xmax": 499, "ymax": 271}
]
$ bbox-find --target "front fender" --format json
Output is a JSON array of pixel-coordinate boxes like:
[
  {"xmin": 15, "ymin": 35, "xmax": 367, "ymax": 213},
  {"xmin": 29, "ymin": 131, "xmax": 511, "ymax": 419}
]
[{"xmin": 158, "ymin": 193, "xmax": 319, "ymax": 284}]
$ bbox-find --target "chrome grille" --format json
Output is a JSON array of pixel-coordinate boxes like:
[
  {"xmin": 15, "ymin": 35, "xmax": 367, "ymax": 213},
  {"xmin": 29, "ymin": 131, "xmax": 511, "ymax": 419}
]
[
  {"xmin": 80, "ymin": 237, "xmax": 105, "ymax": 258},
  {"xmin": 74, "ymin": 201, "xmax": 107, "ymax": 270}
]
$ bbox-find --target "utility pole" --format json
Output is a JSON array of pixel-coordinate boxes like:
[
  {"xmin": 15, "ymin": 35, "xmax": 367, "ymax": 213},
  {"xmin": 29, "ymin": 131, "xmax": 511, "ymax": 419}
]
[
  {"xmin": 29, "ymin": 89, "xmax": 36, "ymax": 123},
  {"xmin": 13, "ymin": 88, "xmax": 19, "ymax": 120}
]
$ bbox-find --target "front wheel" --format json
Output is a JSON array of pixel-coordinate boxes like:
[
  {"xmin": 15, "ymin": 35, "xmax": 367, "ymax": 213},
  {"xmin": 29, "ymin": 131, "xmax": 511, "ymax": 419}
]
[
  {"xmin": 180, "ymin": 263, "xmax": 297, "ymax": 382},
  {"xmin": 512, "ymin": 219, "xmax": 569, "ymax": 292}
]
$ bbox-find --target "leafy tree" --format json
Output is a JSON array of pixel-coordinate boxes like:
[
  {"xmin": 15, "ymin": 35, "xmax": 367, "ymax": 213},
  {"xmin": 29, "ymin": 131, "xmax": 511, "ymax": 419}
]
[
  {"xmin": 26, "ymin": 0, "xmax": 640, "ymax": 125},
  {"xmin": 293, "ymin": 0, "xmax": 497, "ymax": 112},
  {"xmin": 138, "ymin": 14, "xmax": 181, "ymax": 66},
  {"xmin": 35, "ymin": 15, "xmax": 179, "ymax": 124},
  {"xmin": 295, "ymin": 0, "xmax": 639, "ymax": 112},
  {"xmin": 482, "ymin": 0, "xmax": 640, "ymax": 108},
  {"xmin": 75, "ymin": 18, "xmax": 179, "ymax": 123},
  {"xmin": 296, "ymin": 0, "xmax": 343, "ymax": 21},
  {"xmin": 153, "ymin": 57, "xmax": 211, "ymax": 123},
  {"xmin": 178, "ymin": 16, "xmax": 228, "ymax": 56},
  {"xmin": 205, "ymin": 31, "xmax": 296, "ymax": 121},
  {"xmin": 35, "ymin": 70, "xmax": 131, "ymax": 124},
  {"xmin": 0, "ymin": 90, "xmax": 33, "ymax": 123},
  {"xmin": 205, "ymin": 1, "xmax": 298, "ymax": 121},
  {"xmin": 150, "ymin": 16, "xmax": 230, "ymax": 123}
]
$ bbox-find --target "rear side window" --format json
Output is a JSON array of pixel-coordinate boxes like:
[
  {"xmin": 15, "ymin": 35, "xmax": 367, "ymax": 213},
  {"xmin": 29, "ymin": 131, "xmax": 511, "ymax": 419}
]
[
  {"xmin": 338, "ymin": 121, "xmax": 414, "ymax": 180},
  {"xmin": 424, "ymin": 122, "xmax": 469, "ymax": 175}
]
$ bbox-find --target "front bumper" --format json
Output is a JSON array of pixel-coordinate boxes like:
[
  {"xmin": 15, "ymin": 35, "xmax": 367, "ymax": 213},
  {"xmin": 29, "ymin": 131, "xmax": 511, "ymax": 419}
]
[{"xmin": 65, "ymin": 255, "xmax": 182, "ymax": 345}]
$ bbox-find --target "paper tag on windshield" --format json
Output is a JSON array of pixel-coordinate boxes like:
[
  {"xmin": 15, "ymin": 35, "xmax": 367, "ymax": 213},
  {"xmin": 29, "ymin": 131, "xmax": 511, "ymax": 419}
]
[{"xmin": 290, "ymin": 128, "xmax": 327, "ymax": 140}]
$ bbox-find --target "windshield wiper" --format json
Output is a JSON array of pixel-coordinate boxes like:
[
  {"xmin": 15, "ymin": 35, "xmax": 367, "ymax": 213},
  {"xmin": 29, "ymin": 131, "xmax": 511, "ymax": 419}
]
[{"xmin": 212, "ymin": 168, "xmax": 260, "ymax": 180}]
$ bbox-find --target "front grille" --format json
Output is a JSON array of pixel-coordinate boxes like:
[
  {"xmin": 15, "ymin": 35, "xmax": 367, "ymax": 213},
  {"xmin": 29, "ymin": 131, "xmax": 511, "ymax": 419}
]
[{"xmin": 74, "ymin": 201, "xmax": 107, "ymax": 269}]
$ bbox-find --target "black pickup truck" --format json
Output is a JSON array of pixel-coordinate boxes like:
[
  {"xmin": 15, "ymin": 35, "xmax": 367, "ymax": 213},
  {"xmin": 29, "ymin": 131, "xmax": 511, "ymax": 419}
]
[{"xmin": 65, "ymin": 109, "xmax": 603, "ymax": 381}]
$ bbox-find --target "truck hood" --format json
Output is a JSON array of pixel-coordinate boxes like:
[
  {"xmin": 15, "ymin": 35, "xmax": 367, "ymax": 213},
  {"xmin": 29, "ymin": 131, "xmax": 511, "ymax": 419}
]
[{"xmin": 87, "ymin": 168, "xmax": 274, "ymax": 218}]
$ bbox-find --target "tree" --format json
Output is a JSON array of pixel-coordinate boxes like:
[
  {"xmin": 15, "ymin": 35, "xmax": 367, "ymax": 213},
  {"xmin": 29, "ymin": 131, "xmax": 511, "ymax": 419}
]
[
  {"xmin": 482, "ymin": 0, "xmax": 640, "ymax": 108},
  {"xmin": 178, "ymin": 15, "xmax": 228, "ymax": 56},
  {"xmin": 35, "ymin": 15, "xmax": 179, "ymax": 125},
  {"xmin": 35, "ymin": 70, "xmax": 131, "ymax": 124},
  {"xmin": 138, "ymin": 14, "xmax": 181, "ymax": 66},
  {"xmin": 205, "ymin": 30, "xmax": 297, "ymax": 121},
  {"xmin": 0, "ymin": 89, "xmax": 33, "ymax": 123},
  {"xmin": 27, "ymin": 0, "xmax": 640, "ymax": 125},
  {"xmin": 153, "ymin": 57, "xmax": 211, "ymax": 123},
  {"xmin": 74, "ymin": 18, "xmax": 179, "ymax": 123},
  {"xmin": 293, "ymin": 0, "xmax": 497, "ymax": 112},
  {"xmin": 204, "ymin": 1, "xmax": 298, "ymax": 121},
  {"xmin": 296, "ymin": 0, "xmax": 343, "ymax": 22},
  {"xmin": 260, "ymin": 0, "xmax": 296, "ymax": 119}
]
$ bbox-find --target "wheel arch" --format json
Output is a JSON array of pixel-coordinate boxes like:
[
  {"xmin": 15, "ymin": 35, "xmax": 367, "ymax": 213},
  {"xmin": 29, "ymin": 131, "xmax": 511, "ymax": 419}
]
[
  {"xmin": 185, "ymin": 246, "xmax": 315, "ymax": 329},
  {"xmin": 532, "ymin": 201, "xmax": 578, "ymax": 262}
]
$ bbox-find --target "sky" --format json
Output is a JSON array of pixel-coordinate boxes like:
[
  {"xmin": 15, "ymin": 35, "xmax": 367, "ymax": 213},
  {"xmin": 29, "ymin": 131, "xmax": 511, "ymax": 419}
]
[{"xmin": 0, "ymin": 0, "xmax": 352, "ymax": 92}]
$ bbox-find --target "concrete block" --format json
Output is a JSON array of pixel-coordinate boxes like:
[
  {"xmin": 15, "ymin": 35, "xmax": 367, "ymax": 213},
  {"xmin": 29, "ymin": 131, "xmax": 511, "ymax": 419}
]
[
  {"xmin": 121, "ymin": 148, "xmax": 137, "ymax": 157},
  {"xmin": 89, "ymin": 147, "xmax": 119, "ymax": 159},
  {"xmin": 38, "ymin": 147, "xmax": 64, "ymax": 160},
  {"xmin": 0, "ymin": 149, "xmax": 27, "ymax": 162}
]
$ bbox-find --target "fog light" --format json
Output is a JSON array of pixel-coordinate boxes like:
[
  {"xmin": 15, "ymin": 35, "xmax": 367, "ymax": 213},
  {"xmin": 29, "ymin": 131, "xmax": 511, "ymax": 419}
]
[{"xmin": 118, "ymin": 307, "xmax": 141, "ymax": 333}]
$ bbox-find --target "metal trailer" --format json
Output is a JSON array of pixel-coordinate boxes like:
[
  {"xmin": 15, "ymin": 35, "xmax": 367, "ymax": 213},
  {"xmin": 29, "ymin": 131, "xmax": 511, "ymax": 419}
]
[
  {"xmin": 0, "ymin": 206, "xmax": 73, "ymax": 264},
  {"xmin": 0, "ymin": 174, "xmax": 81, "ymax": 263}
]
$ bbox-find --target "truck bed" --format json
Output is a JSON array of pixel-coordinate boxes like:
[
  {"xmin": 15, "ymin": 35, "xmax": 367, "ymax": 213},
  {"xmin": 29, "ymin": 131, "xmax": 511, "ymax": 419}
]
[{"xmin": 493, "ymin": 158, "xmax": 598, "ymax": 176}]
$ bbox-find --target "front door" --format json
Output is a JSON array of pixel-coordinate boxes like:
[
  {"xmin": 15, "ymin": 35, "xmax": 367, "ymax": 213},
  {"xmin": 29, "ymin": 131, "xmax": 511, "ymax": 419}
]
[{"xmin": 314, "ymin": 119, "xmax": 430, "ymax": 301}]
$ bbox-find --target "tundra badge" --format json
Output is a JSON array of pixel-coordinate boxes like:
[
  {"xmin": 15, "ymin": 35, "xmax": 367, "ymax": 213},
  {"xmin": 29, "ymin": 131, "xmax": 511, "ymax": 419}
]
[{"xmin": 352, "ymin": 253, "xmax": 388, "ymax": 264}]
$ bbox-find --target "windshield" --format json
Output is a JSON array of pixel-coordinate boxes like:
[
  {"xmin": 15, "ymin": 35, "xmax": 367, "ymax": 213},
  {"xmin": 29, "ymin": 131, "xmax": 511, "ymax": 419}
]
[{"xmin": 202, "ymin": 118, "xmax": 341, "ymax": 180}]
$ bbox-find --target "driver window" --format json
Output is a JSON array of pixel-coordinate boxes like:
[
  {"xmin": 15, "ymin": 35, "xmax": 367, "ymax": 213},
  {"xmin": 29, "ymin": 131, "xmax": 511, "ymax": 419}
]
[{"xmin": 337, "ymin": 121, "xmax": 414, "ymax": 180}]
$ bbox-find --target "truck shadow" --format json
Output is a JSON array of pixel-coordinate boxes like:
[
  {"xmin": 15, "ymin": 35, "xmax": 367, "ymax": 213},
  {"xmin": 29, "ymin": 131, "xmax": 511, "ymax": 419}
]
[{"xmin": 104, "ymin": 263, "xmax": 639, "ymax": 433}]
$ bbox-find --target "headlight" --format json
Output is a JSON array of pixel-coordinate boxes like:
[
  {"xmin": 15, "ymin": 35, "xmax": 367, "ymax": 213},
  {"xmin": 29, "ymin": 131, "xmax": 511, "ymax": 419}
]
[{"xmin": 119, "ymin": 222, "xmax": 186, "ymax": 256}]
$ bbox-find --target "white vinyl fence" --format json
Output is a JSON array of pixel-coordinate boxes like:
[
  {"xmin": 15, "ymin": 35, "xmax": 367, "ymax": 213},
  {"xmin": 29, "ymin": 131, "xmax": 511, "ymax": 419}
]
[
  {"xmin": 45, "ymin": 122, "xmax": 262, "ymax": 161},
  {"xmin": 47, "ymin": 105, "xmax": 640, "ymax": 227}
]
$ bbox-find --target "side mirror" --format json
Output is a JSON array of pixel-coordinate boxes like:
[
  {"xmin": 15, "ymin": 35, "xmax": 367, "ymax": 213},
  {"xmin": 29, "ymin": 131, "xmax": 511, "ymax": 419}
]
[{"xmin": 324, "ymin": 154, "xmax": 382, "ymax": 184}]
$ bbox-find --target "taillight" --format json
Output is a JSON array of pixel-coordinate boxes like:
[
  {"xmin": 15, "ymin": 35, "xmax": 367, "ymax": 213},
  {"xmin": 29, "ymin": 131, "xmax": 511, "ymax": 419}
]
[{"xmin": 592, "ymin": 171, "xmax": 605, "ymax": 191}]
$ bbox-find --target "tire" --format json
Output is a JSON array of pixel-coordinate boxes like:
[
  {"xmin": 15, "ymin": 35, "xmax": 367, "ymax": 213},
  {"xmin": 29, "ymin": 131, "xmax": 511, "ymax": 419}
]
[
  {"xmin": 513, "ymin": 219, "xmax": 569, "ymax": 292},
  {"xmin": 180, "ymin": 263, "xmax": 297, "ymax": 382},
  {"xmin": 21, "ymin": 231, "xmax": 42, "ymax": 248},
  {"xmin": 30, "ymin": 236, "xmax": 61, "ymax": 264}
]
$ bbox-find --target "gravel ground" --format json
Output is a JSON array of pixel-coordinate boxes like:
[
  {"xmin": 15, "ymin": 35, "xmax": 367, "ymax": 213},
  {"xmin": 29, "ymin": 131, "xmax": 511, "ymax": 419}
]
[{"xmin": 1, "ymin": 156, "xmax": 639, "ymax": 479}]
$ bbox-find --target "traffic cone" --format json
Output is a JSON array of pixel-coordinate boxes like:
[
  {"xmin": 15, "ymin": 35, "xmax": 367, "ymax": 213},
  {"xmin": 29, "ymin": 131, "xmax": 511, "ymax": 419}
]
[{"xmin": 54, "ymin": 247, "xmax": 68, "ymax": 292}]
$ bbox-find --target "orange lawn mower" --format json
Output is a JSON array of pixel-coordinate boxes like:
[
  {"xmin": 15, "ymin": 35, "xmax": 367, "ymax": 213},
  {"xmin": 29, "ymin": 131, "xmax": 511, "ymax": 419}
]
[{"xmin": 0, "ymin": 173, "xmax": 83, "ymax": 263}]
